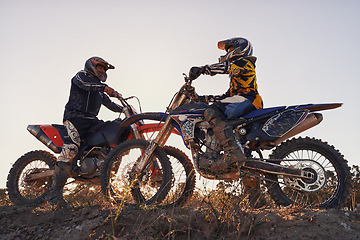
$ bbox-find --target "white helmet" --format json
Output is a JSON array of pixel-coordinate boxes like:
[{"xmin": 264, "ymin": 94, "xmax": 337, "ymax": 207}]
[{"xmin": 218, "ymin": 37, "xmax": 254, "ymax": 63}]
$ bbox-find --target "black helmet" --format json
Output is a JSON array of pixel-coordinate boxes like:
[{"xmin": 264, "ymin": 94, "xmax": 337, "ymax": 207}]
[
  {"xmin": 217, "ymin": 37, "xmax": 254, "ymax": 63},
  {"xmin": 84, "ymin": 56, "xmax": 115, "ymax": 82}
]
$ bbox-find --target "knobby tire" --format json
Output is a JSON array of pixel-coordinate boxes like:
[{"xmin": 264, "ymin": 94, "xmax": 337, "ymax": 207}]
[
  {"xmin": 6, "ymin": 150, "xmax": 56, "ymax": 205},
  {"xmin": 266, "ymin": 137, "xmax": 351, "ymax": 209},
  {"xmin": 162, "ymin": 146, "xmax": 196, "ymax": 207},
  {"xmin": 100, "ymin": 139, "xmax": 172, "ymax": 207}
]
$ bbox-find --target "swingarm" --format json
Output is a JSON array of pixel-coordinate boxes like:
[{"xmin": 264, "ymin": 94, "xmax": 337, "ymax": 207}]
[{"xmin": 242, "ymin": 159, "xmax": 315, "ymax": 180}]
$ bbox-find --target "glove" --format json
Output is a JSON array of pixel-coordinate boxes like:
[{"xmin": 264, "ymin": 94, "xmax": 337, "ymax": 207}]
[
  {"xmin": 188, "ymin": 66, "xmax": 204, "ymax": 80},
  {"xmin": 104, "ymin": 86, "xmax": 121, "ymax": 98},
  {"xmin": 198, "ymin": 95, "xmax": 219, "ymax": 103},
  {"xmin": 189, "ymin": 65, "xmax": 213, "ymax": 80},
  {"xmin": 197, "ymin": 95, "xmax": 207, "ymax": 103}
]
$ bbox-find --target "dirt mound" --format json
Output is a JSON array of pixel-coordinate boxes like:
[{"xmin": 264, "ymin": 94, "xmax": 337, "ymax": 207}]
[{"xmin": 1, "ymin": 204, "xmax": 360, "ymax": 240}]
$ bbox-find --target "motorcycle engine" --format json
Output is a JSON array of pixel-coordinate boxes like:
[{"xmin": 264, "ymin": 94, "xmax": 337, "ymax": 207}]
[
  {"xmin": 195, "ymin": 122, "xmax": 220, "ymax": 150},
  {"xmin": 79, "ymin": 157, "xmax": 104, "ymax": 177}
]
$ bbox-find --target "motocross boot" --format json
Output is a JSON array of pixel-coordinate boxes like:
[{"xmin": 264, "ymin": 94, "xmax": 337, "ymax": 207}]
[
  {"xmin": 47, "ymin": 161, "xmax": 72, "ymax": 208},
  {"xmin": 203, "ymin": 107, "xmax": 246, "ymax": 171},
  {"xmin": 243, "ymin": 176, "xmax": 267, "ymax": 209}
]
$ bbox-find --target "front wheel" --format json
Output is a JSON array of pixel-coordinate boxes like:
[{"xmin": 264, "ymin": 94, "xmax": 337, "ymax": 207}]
[
  {"xmin": 266, "ymin": 137, "xmax": 351, "ymax": 209},
  {"xmin": 161, "ymin": 146, "xmax": 196, "ymax": 207},
  {"xmin": 7, "ymin": 150, "xmax": 56, "ymax": 205},
  {"xmin": 101, "ymin": 139, "xmax": 172, "ymax": 206}
]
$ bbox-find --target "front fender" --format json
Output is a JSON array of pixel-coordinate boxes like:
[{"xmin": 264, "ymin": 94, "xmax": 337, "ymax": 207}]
[
  {"xmin": 120, "ymin": 112, "xmax": 168, "ymax": 127},
  {"xmin": 121, "ymin": 112, "xmax": 183, "ymax": 140}
]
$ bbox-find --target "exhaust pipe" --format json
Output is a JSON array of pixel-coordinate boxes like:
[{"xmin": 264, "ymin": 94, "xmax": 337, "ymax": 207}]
[
  {"xmin": 27, "ymin": 125, "xmax": 62, "ymax": 153},
  {"xmin": 273, "ymin": 113, "xmax": 323, "ymax": 146}
]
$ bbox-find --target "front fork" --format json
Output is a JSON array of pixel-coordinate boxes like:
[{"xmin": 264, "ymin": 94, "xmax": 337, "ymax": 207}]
[
  {"xmin": 123, "ymin": 106, "xmax": 142, "ymax": 140},
  {"xmin": 132, "ymin": 92, "xmax": 188, "ymax": 174}
]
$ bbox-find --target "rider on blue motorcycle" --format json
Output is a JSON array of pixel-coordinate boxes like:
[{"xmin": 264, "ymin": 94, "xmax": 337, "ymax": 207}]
[
  {"xmin": 189, "ymin": 37, "xmax": 263, "ymax": 170},
  {"xmin": 189, "ymin": 37, "xmax": 266, "ymax": 207},
  {"xmin": 48, "ymin": 56, "xmax": 123, "ymax": 207}
]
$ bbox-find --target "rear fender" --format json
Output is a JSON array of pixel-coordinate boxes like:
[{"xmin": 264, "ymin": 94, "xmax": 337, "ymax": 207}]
[{"xmin": 290, "ymin": 103, "xmax": 343, "ymax": 112}]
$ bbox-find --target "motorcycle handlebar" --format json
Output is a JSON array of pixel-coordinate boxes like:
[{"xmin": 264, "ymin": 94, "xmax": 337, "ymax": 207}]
[
  {"xmin": 181, "ymin": 74, "xmax": 203, "ymax": 102},
  {"xmin": 117, "ymin": 95, "xmax": 143, "ymax": 114}
]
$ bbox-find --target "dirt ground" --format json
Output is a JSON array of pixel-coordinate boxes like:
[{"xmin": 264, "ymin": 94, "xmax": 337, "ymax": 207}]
[{"xmin": 1, "ymin": 202, "xmax": 360, "ymax": 240}]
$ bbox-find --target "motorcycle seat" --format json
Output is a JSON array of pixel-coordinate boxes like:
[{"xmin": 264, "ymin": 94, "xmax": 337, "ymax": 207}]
[{"xmin": 242, "ymin": 106, "xmax": 286, "ymax": 119}]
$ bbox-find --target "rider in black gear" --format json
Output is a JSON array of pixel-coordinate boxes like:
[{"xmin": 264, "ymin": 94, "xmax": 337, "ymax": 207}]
[
  {"xmin": 63, "ymin": 70, "xmax": 123, "ymax": 120},
  {"xmin": 48, "ymin": 56, "xmax": 123, "ymax": 207}
]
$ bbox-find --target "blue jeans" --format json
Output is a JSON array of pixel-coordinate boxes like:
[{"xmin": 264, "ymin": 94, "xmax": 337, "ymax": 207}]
[{"xmin": 222, "ymin": 96, "xmax": 255, "ymax": 119}]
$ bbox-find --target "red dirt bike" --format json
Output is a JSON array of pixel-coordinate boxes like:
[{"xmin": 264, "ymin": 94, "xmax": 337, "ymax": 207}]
[{"xmin": 7, "ymin": 94, "xmax": 196, "ymax": 207}]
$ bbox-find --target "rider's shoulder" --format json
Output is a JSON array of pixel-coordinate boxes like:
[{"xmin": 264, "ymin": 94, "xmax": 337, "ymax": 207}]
[
  {"xmin": 76, "ymin": 70, "xmax": 90, "ymax": 78},
  {"xmin": 232, "ymin": 56, "xmax": 257, "ymax": 68},
  {"xmin": 74, "ymin": 70, "xmax": 99, "ymax": 82}
]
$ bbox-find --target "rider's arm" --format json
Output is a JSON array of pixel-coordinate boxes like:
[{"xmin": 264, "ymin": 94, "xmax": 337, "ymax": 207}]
[
  {"xmin": 72, "ymin": 71, "xmax": 106, "ymax": 92},
  {"xmin": 199, "ymin": 62, "xmax": 230, "ymax": 102},
  {"xmin": 203, "ymin": 62, "xmax": 229, "ymax": 76},
  {"xmin": 215, "ymin": 89, "xmax": 231, "ymax": 100},
  {"xmin": 101, "ymin": 93, "xmax": 124, "ymax": 113},
  {"xmin": 203, "ymin": 89, "xmax": 230, "ymax": 103}
]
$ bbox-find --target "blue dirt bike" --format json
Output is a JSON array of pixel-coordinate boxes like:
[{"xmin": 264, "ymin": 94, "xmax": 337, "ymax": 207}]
[{"xmin": 101, "ymin": 74, "xmax": 351, "ymax": 209}]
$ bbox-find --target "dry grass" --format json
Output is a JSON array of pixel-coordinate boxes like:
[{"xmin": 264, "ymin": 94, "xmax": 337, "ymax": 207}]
[
  {"xmin": 1, "ymin": 180, "xmax": 360, "ymax": 240},
  {"xmin": 1, "ymin": 180, "xmax": 271, "ymax": 239},
  {"xmin": 2, "ymin": 165, "xmax": 360, "ymax": 239},
  {"xmin": 93, "ymin": 180, "xmax": 276, "ymax": 239}
]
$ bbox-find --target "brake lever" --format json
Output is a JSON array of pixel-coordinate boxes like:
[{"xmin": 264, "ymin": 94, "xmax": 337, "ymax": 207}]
[{"xmin": 183, "ymin": 73, "xmax": 191, "ymax": 82}]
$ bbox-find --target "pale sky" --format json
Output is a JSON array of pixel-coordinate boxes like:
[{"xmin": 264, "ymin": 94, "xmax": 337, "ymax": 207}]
[{"xmin": 1, "ymin": 0, "xmax": 359, "ymax": 188}]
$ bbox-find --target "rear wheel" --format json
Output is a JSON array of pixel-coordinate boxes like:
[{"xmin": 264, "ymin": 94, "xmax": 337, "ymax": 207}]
[
  {"xmin": 7, "ymin": 150, "xmax": 56, "ymax": 205},
  {"xmin": 266, "ymin": 137, "xmax": 351, "ymax": 208},
  {"xmin": 101, "ymin": 139, "xmax": 172, "ymax": 206}
]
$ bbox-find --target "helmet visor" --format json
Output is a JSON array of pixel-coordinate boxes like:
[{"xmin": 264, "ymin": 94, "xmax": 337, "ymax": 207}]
[{"xmin": 107, "ymin": 63, "xmax": 115, "ymax": 70}]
